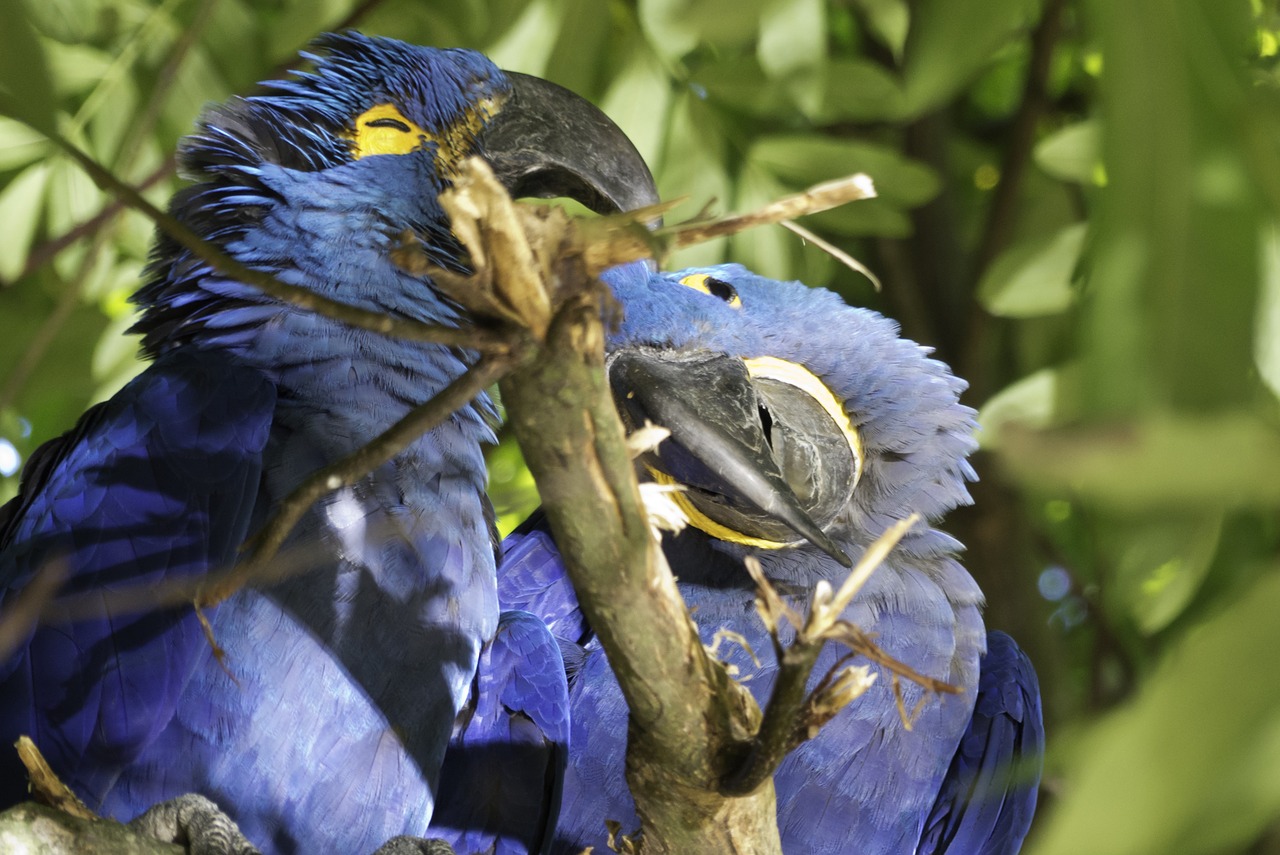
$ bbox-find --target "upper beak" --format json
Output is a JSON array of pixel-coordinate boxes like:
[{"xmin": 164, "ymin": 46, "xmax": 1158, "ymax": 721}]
[
  {"xmin": 608, "ymin": 347, "xmax": 852, "ymax": 567},
  {"xmin": 478, "ymin": 72, "xmax": 660, "ymax": 216}
]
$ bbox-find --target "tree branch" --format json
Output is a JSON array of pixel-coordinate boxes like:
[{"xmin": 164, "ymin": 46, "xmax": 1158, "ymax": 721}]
[{"xmin": 29, "ymin": 128, "xmax": 510, "ymax": 352}]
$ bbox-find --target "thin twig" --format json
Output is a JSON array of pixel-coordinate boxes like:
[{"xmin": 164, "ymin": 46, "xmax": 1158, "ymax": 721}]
[
  {"xmin": 36, "ymin": 130, "xmax": 512, "ymax": 352},
  {"xmin": 780, "ymin": 219, "xmax": 882, "ymax": 292},
  {"xmin": 9, "ymin": 158, "xmax": 174, "ymax": 286},
  {"xmin": 724, "ymin": 514, "xmax": 956, "ymax": 794}
]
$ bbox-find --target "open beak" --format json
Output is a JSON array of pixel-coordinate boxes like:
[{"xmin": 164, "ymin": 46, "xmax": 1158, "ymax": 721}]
[
  {"xmin": 608, "ymin": 347, "xmax": 852, "ymax": 567},
  {"xmin": 478, "ymin": 72, "xmax": 660, "ymax": 216}
]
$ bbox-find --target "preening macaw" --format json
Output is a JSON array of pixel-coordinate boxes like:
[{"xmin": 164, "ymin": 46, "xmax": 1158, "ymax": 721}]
[
  {"xmin": 498, "ymin": 263, "xmax": 1044, "ymax": 854},
  {"xmin": 0, "ymin": 32, "xmax": 656, "ymax": 854}
]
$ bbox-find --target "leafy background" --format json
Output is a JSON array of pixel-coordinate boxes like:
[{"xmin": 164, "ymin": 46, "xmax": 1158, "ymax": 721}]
[{"xmin": 2, "ymin": 0, "xmax": 1280, "ymax": 852}]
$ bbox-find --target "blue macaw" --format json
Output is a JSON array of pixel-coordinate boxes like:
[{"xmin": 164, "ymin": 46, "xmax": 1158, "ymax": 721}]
[
  {"xmin": 497, "ymin": 262, "xmax": 1044, "ymax": 854},
  {"xmin": 0, "ymin": 32, "xmax": 655, "ymax": 854}
]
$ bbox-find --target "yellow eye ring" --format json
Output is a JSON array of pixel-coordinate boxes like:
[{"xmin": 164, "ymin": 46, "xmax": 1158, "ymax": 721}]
[
  {"xmin": 678, "ymin": 273, "xmax": 742, "ymax": 308},
  {"xmin": 349, "ymin": 104, "xmax": 432, "ymax": 159}
]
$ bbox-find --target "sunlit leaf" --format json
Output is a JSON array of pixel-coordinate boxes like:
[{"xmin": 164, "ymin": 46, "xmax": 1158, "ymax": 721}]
[
  {"xmin": 977, "ymin": 366, "xmax": 1067, "ymax": 449},
  {"xmin": 1035, "ymin": 119, "xmax": 1103, "ymax": 185},
  {"xmin": 658, "ymin": 93, "xmax": 732, "ymax": 268},
  {"xmin": 1258, "ymin": 222, "xmax": 1280, "ymax": 401},
  {"xmin": 977, "ymin": 222, "xmax": 1085, "ymax": 317},
  {"xmin": 43, "ymin": 42, "xmax": 113, "ymax": 98},
  {"xmin": 758, "ymin": 0, "xmax": 826, "ymax": 115},
  {"xmin": 850, "ymin": 0, "xmax": 910, "ymax": 61},
  {"xmin": 639, "ymin": 0, "xmax": 770, "ymax": 61},
  {"xmin": 0, "ymin": 161, "xmax": 51, "ymax": 283},
  {"xmin": 0, "ymin": 117, "xmax": 50, "ymax": 171},
  {"xmin": 486, "ymin": 0, "xmax": 564, "ymax": 75},
  {"xmin": 599, "ymin": 42, "xmax": 673, "ymax": 166},
  {"xmin": 486, "ymin": 434, "xmax": 541, "ymax": 538}
]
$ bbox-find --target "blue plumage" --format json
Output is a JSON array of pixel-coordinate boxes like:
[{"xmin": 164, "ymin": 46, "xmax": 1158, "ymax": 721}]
[
  {"xmin": 431, "ymin": 610, "xmax": 570, "ymax": 855},
  {"xmin": 1, "ymin": 31, "xmax": 656, "ymax": 854},
  {"xmin": 497, "ymin": 263, "xmax": 1043, "ymax": 854}
]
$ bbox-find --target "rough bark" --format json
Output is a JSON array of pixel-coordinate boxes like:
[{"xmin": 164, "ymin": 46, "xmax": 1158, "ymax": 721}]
[{"xmin": 0, "ymin": 802, "xmax": 184, "ymax": 855}]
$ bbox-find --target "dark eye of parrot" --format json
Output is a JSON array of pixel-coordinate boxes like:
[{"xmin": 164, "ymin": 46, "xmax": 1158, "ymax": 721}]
[
  {"xmin": 365, "ymin": 117, "xmax": 411, "ymax": 132},
  {"xmin": 678, "ymin": 273, "xmax": 742, "ymax": 308},
  {"xmin": 349, "ymin": 103, "xmax": 432, "ymax": 159}
]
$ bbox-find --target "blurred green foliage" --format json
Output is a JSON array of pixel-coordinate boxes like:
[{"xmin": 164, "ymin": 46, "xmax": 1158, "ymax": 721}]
[{"xmin": 2, "ymin": 0, "xmax": 1280, "ymax": 851}]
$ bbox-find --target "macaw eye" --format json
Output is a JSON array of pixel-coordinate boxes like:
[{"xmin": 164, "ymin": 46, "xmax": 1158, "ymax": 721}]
[
  {"xmin": 350, "ymin": 104, "xmax": 432, "ymax": 159},
  {"xmin": 678, "ymin": 273, "xmax": 742, "ymax": 308}
]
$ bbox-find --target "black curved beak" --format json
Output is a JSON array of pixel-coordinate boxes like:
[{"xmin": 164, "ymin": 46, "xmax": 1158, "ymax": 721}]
[
  {"xmin": 608, "ymin": 348, "xmax": 852, "ymax": 567},
  {"xmin": 478, "ymin": 72, "xmax": 660, "ymax": 216}
]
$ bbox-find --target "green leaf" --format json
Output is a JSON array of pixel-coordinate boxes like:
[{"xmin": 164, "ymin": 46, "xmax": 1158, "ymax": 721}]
[
  {"xmin": 483, "ymin": 0, "xmax": 564, "ymax": 75},
  {"xmin": 658, "ymin": 93, "xmax": 732, "ymax": 268},
  {"xmin": 0, "ymin": 0, "xmax": 56, "ymax": 136},
  {"xmin": 0, "ymin": 161, "xmax": 51, "ymax": 283},
  {"xmin": 692, "ymin": 56, "xmax": 793, "ymax": 119},
  {"xmin": 850, "ymin": 0, "xmax": 910, "ymax": 61},
  {"xmin": 599, "ymin": 43, "xmax": 673, "ymax": 166},
  {"xmin": 998, "ymin": 413, "xmax": 1280, "ymax": 509},
  {"xmin": 486, "ymin": 434, "xmax": 541, "ymax": 538},
  {"xmin": 1110, "ymin": 514, "xmax": 1222, "ymax": 635},
  {"xmin": 639, "ymin": 0, "xmax": 769, "ymax": 62},
  {"xmin": 43, "ymin": 41, "xmax": 113, "ymax": 98},
  {"xmin": 1257, "ymin": 222, "xmax": 1280, "ymax": 400},
  {"xmin": 758, "ymin": 0, "xmax": 825, "ymax": 78},
  {"xmin": 1035, "ymin": 120, "xmax": 1103, "ymax": 185},
  {"xmin": 1030, "ymin": 571, "xmax": 1280, "ymax": 855},
  {"xmin": 811, "ymin": 58, "xmax": 905, "ymax": 123},
  {"xmin": 46, "ymin": 154, "xmax": 104, "ymax": 238},
  {"xmin": 758, "ymin": 0, "xmax": 826, "ymax": 116},
  {"xmin": 900, "ymin": 0, "xmax": 1037, "ymax": 117},
  {"xmin": 977, "ymin": 222, "xmax": 1085, "ymax": 317},
  {"xmin": 748, "ymin": 135, "xmax": 939, "ymax": 205},
  {"xmin": 977, "ymin": 366, "xmax": 1063, "ymax": 449},
  {"xmin": 0, "ymin": 117, "xmax": 50, "ymax": 171}
]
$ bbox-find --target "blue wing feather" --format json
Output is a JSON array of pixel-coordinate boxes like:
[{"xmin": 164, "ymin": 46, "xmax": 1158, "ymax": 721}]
[
  {"xmin": 918, "ymin": 630, "xmax": 1044, "ymax": 855},
  {"xmin": 432, "ymin": 610, "xmax": 570, "ymax": 855},
  {"xmin": 0, "ymin": 348, "xmax": 275, "ymax": 808}
]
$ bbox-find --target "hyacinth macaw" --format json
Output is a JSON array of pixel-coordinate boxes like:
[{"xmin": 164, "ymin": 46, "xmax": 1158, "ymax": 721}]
[
  {"xmin": 498, "ymin": 263, "xmax": 1044, "ymax": 854},
  {"xmin": 0, "ymin": 31, "xmax": 656, "ymax": 854}
]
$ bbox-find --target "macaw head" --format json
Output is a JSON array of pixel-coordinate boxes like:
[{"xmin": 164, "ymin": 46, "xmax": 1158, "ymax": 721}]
[
  {"xmin": 133, "ymin": 31, "xmax": 656, "ymax": 354},
  {"xmin": 183, "ymin": 30, "xmax": 656, "ymax": 213},
  {"xmin": 601, "ymin": 262, "xmax": 978, "ymax": 580}
]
